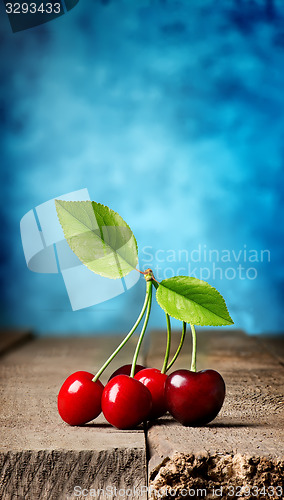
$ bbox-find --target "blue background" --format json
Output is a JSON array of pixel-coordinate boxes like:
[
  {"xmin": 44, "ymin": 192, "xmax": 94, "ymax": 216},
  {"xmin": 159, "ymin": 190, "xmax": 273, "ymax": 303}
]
[{"xmin": 0, "ymin": 0, "xmax": 283, "ymax": 335}]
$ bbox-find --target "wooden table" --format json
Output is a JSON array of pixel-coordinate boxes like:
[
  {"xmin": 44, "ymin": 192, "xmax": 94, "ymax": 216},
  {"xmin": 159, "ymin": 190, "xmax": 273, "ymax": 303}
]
[{"xmin": 0, "ymin": 329, "xmax": 283, "ymax": 499}]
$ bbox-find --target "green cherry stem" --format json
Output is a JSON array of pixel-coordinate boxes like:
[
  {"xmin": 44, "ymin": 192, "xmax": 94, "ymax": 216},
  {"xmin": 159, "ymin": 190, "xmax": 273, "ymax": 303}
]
[
  {"xmin": 161, "ymin": 313, "xmax": 171, "ymax": 374},
  {"xmin": 92, "ymin": 281, "xmax": 151, "ymax": 382},
  {"xmin": 166, "ymin": 321, "xmax": 186, "ymax": 372},
  {"xmin": 130, "ymin": 281, "xmax": 153, "ymax": 378},
  {"xmin": 190, "ymin": 323, "xmax": 197, "ymax": 372}
]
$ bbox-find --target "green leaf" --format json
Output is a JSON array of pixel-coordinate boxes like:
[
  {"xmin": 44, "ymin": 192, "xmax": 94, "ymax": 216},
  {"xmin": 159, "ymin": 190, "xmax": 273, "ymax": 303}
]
[
  {"xmin": 156, "ymin": 276, "xmax": 234, "ymax": 326},
  {"xmin": 55, "ymin": 200, "xmax": 138, "ymax": 279}
]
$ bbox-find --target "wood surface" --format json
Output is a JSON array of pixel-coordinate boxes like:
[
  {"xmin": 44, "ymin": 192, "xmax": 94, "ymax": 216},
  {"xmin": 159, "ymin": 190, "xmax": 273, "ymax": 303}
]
[
  {"xmin": 0, "ymin": 329, "xmax": 33, "ymax": 356},
  {"xmin": 0, "ymin": 329, "xmax": 283, "ymax": 499},
  {"xmin": 0, "ymin": 334, "xmax": 147, "ymax": 500},
  {"xmin": 146, "ymin": 329, "xmax": 284, "ymax": 499}
]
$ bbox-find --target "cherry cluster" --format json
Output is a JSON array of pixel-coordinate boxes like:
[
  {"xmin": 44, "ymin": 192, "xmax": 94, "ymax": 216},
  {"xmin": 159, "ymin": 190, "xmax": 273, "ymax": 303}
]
[
  {"xmin": 58, "ymin": 365, "xmax": 225, "ymax": 429},
  {"xmin": 58, "ymin": 272, "xmax": 226, "ymax": 431},
  {"xmin": 55, "ymin": 201, "xmax": 233, "ymax": 430}
]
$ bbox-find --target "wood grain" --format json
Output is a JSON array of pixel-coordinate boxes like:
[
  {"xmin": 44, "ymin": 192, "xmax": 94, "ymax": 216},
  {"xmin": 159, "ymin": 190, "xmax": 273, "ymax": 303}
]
[
  {"xmin": 0, "ymin": 329, "xmax": 33, "ymax": 356},
  {"xmin": 0, "ymin": 330, "xmax": 283, "ymax": 499},
  {"xmin": 0, "ymin": 449, "xmax": 146, "ymax": 500},
  {"xmin": 0, "ymin": 335, "xmax": 147, "ymax": 500},
  {"xmin": 145, "ymin": 329, "xmax": 284, "ymax": 498}
]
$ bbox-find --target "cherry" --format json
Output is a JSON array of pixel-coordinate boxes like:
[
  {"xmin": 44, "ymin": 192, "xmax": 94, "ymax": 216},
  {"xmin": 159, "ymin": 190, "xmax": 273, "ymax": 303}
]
[
  {"xmin": 165, "ymin": 369, "xmax": 225, "ymax": 426},
  {"xmin": 57, "ymin": 371, "xmax": 104, "ymax": 426},
  {"xmin": 134, "ymin": 368, "xmax": 168, "ymax": 420},
  {"xmin": 108, "ymin": 364, "xmax": 145, "ymax": 381},
  {"xmin": 101, "ymin": 374, "xmax": 152, "ymax": 429}
]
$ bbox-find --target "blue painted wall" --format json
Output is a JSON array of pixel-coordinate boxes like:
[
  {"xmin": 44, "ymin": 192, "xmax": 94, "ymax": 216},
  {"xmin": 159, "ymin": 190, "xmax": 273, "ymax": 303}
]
[{"xmin": 1, "ymin": 0, "xmax": 283, "ymax": 335}]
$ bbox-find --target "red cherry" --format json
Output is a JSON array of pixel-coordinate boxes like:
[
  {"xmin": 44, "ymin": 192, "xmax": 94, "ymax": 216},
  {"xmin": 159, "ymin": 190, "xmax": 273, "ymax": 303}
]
[
  {"xmin": 165, "ymin": 369, "xmax": 225, "ymax": 426},
  {"xmin": 102, "ymin": 375, "xmax": 152, "ymax": 429},
  {"xmin": 135, "ymin": 368, "xmax": 168, "ymax": 420},
  {"xmin": 57, "ymin": 371, "xmax": 104, "ymax": 426},
  {"xmin": 108, "ymin": 364, "xmax": 145, "ymax": 381}
]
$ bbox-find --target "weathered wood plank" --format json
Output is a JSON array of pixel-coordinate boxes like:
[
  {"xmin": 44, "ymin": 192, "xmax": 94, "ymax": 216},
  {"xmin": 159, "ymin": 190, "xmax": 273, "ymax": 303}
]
[
  {"xmin": 1, "ymin": 330, "xmax": 283, "ymax": 499},
  {"xmin": 145, "ymin": 328, "xmax": 283, "ymax": 372},
  {"xmin": 0, "ymin": 335, "xmax": 147, "ymax": 500},
  {"xmin": 145, "ymin": 330, "xmax": 284, "ymax": 499},
  {"xmin": 256, "ymin": 334, "xmax": 284, "ymax": 365},
  {"xmin": 0, "ymin": 329, "xmax": 34, "ymax": 356},
  {"xmin": 0, "ymin": 450, "xmax": 146, "ymax": 500}
]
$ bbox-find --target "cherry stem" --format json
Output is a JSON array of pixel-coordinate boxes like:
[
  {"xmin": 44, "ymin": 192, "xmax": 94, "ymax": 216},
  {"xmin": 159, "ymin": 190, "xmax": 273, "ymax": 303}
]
[
  {"xmin": 166, "ymin": 321, "xmax": 186, "ymax": 372},
  {"xmin": 190, "ymin": 323, "xmax": 197, "ymax": 372},
  {"xmin": 161, "ymin": 313, "xmax": 171, "ymax": 374},
  {"xmin": 92, "ymin": 281, "xmax": 151, "ymax": 382},
  {"xmin": 130, "ymin": 281, "xmax": 153, "ymax": 377},
  {"xmin": 136, "ymin": 268, "xmax": 148, "ymax": 275},
  {"xmin": 151, "ymin": 278, "xmax": 159, "ymax": 289}
]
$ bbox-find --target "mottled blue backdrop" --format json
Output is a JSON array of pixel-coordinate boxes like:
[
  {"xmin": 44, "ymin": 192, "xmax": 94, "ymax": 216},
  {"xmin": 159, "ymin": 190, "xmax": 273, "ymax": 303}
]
[{"xmin": 1, "ymin": 0, "xmax": 283, "ymax": 335}]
